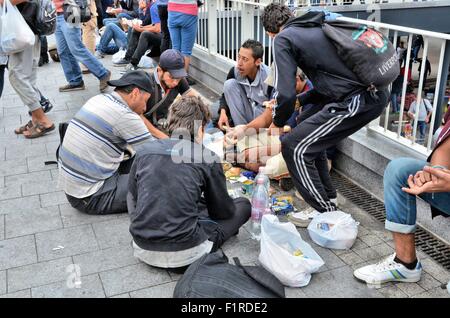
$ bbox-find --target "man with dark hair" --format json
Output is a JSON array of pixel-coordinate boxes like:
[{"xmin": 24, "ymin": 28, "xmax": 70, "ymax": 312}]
[
  {"xmin": 256, "ymin": 4, "xmax": 389, "ymax": 224},
  {"xmin": 217, "ymin": 39, "xmax": 272, "ymax": 130},
  {"xmin": 58, "ymin": 70, "xmax": 157, "ymax": 215},
  {"xmin": 142, "ymin": 49, "xmax": 198, "ymax": 139},
  {"xmin": 127, "ymin": 95, "xmax": 251, "ymax": 272}
]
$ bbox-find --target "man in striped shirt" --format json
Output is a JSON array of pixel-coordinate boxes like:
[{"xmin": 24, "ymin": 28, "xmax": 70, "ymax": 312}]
[{"xmin": 58, "ymin": 71, "xmax": 157, "ymax": 214}]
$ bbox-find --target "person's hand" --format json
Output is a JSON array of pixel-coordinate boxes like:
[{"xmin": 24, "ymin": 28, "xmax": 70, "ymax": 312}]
[
  {"xmin": 413, "ymin": 170, "xmax": 432, "ymax": 187},
  {"xmin": 402, "ymin": 166, "xmax": 450, "ymax": 195},
  {"xmin": 263, "ymin": 99, "xmax": 276, "ymax": 110},
  {"xmin": 224, "ymin": 124, "xmax": 246, "ymax": 146},
  {"xmin": 218, "ymin": 109, "xmax": 229, "ymax": 131},
  {"xmin": 132, "ymin": 22, "xmax": 143, "ymax": 32},
  {"xmin": 267, "ymin": 122, "xmax": 284, "ymax": 136}
]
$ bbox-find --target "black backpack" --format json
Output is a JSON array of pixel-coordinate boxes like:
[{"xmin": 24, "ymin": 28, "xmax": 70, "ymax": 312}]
[
  {"xmin": 36, "ymin": 0, "xmax": 56, "ymax": 36},
  {"xmin": 63, "ymin": 0, "xmax": 92, "ymax": 24},
  {"xmin": 285, "ymin": 11, "xmax": 400, "ymax": 90},
  {"xmin": 173, "ymin": 250, "xmax": 285, "ymax": 298}
]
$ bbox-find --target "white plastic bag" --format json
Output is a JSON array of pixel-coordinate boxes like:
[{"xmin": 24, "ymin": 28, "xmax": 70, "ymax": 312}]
[
  {"xmin": 0, "ymin": 0, "xmax": 35, "ymax": 54},
  {"xmin": 259, "ymin": 215, "xmax": 325, "ymax": 287},
  {"xmin": 138, "ymin": 55, "xmax": 157, "ymax": 69},
  {"xmin": 112, "ymin": 49, "xmax": 126, "ymax": 64},
  {"xmin": 308, "ymin": 211, "xmax": 359, "ymax": 250}
]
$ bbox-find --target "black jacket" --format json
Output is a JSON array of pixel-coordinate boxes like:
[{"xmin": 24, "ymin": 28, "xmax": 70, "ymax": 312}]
[
  {"xmin": 271, "ymin": 14, "xmax": 362, "ymax": 127},
  {"xmin": 127, "ymin": 138, "xmax": 236, "ymax": 252}
]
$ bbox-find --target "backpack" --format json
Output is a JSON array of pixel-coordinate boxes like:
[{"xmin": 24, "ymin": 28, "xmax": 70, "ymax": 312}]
[
  {"xmin": 285, "ymin": 11, "xmax": 400, "ymax": 90},
  {"xmin": 63, "ymin": 0, "xmax": 92, "ymax": 24},
  {"xmin": 35, "ymin": 0, "xmax": 56, "ymax": 36},
  {"xmin": 44, "ymin": 122, "xmax": 69, "ymax": 166},
  {"xmin": 173, "ymin": 250, "xmax": 285, "ymax": 298}
]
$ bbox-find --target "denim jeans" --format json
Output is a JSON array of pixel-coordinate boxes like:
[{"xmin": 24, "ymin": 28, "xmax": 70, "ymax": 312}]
[
  {"xmin": 98, "ymin": 23, "xmax": 128, "ymax": 54},
  {"xmin": 103, "ymin": 12, "xmax": 136, "ymax": 26},
  {"xmin": 384, "ymin": 158, "xmax": 450, "ymax": 234},
  {"xmin": 55, "ymin": 15, "xmax": 108, "ymax": 84},
  {"xmin": 168, "ymin": 12, "xmax": 198, "ymax": 56},
  {"xmin": 390, "ymin": 92, "xmax": 399, "ymax": 113},
  {"xmin": 417, "ymin": 121, "xmax": 426, "ymax": 140}
]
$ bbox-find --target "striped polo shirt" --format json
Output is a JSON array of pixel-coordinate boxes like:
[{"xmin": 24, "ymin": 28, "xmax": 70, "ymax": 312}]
[
  {"xmin": 168, "ymin": 0, "xmax": 198, "ymax": 16},
  {"xmin": 58, "ymin": 93, "xmax": 152, "ymax": 198}
]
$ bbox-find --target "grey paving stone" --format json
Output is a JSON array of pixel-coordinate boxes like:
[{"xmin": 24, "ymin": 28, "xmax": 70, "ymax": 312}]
[
  {"xmin": 309, "ymin": 244, "xmax": 346, "ymax": 271},
  {"xmin": 7, "ymin": 257, "xmax": 73, "ymax": 293},
  {"xmin": 45, "ymin": 141, "xmax": 60, "ymax": 156},
  {"xmin": 0, "ymin": 289, "xmax": 31, "ymax": 298},
  {"xmin": 0, "ymin": 115, "xmax": 21, "ymax": 130},
  {"xmin": 40, "ymin": 191, "xmax": 68, "ymax": 207},
  {"xmin": 27, "ymin": 154, "xmax": 59, "ymax": 173},
  {"xmin": 92, "ymin": 218, "xmax": 133, "ymax": 250},
  {"xmin": 353, "ymin": 247, "xmax": 382, "ymax": 262},
  {"xmin": 0, "ymin": 177, "xmax": 4, "ymax": 188},
  {"xmin": 221, "ymin": 237, "xmax": 260, "ymax": 265},
  {"xmin": 0, "ymin": 185, "xmax": 22, "ymax": 201},
  {"xmin": 412, "ymin": 286, "xmax": 450, "ymax": 298},
  {"xmin": 35, "ymin": 225, "xmax": 99, "ymax": 262},
  {"xmin": 284, "ymin": 287, "xmax": 308, "ymax": 298},
  {"xmin": 110, "ymin": 293, "xmax": 131, "ymax": 298},
  {"xmin": 0, "ymin": 159, "xmax": 28, "ymax": 177},
  {"xmin": 359, "ymin": 234, "xmax": 384, "ymax": 247},
  {"xmin": 421, "ymin": 258, "xmax": 450, "ymax": 284},
  {"xmin": 3, "ymin": 107, "xmax": 29, "ymax": 117},
  {"xmin": 338, "ymin": 251, "xmax": 365, "ymax": 266},
  {"xmin": 30, "ymin": 133, "xmax": 60, "ymax": 145},
  {"xmin": 0, "ymin": 235, "xmax": 37, "ymax": 271},
  {"xmin": 21, "ymin": 179, "xmax": 60, "ymax": 197},
  {"xmin": 0, "ymin": 215, "xmax": 4, "ymax": 240},
  {"xmin": 31, "ymin": 274, "xmax": 106, "ymax": 298},
  {"xmin": 100, "ymin": 263, "xmax": 171, "ymax": 297},
  {"xmin": 130, "ymin": 282, "xmax": 178, "ymax": 298},
  {"xmin": 350, "ymin": 238, "xmax": 368, "ymax": 250},
  {"xmin": 377, "ymin": 285, "xmax": 408, "ymax": 298},
  {"xmin": 0, "ymin": 195, "xmax": 41, "ymax": 215},
  {"xmin": 417, "ymin": 272, "xmax": 442, "ymax": 291},
  {"xmin": 5, "ymin": 206, "xmax": 63, "ymax": 239},
  {"xmin": 5, "ymin": 171, "xmax": 52, "ymax": 188},
  {"xmin": 0, "ymin": 270, "xmax": 6, "ymax": 295},
  {"xmin": 59, "ymin": 203, "xmax": 124, "ymax": 228},
  {"xmin": 302, "ymin": 266, "xmax": 383, "ymax": 298},
  {"xmin": 395, "ymin": 282, "xmax": 426, "ymax": 297},
  {"xmin": 370, "ymin": 242, "xmax": 395, "ymax": 257},
  {"xmin": 72, "ymin": 245, "xmax": 140, "ymax": 276},
  {"xmin": 6, "ymin": 144, "xmax": 49, "ymax": 161}
]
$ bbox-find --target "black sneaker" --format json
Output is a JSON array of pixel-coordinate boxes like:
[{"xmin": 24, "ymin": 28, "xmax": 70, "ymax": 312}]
[
  {"xmin": 29, "ymin": 97, "xmax": 54, "ymax": 116},
  {"xmin": 59, "ymin": 82, "xmax": 85, "ymax": 92},
  {"xmin": 113, "ymin": 58, "xmax": 131, "ymax": 66}
]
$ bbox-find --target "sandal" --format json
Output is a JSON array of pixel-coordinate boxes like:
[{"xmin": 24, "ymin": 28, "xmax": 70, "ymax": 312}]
[
  {"xmin": 23, "ymin": 122, "xmax": 55, "ymax": 139},
  {"xmin": 14, "ymin": 120, "xmax": 33, "ymax": 134}
]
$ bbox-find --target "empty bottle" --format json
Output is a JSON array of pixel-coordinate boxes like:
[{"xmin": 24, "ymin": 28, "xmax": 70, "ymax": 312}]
[{"xmin": 250, "ymin": 178, "xmax": 270, "ymax": 241}]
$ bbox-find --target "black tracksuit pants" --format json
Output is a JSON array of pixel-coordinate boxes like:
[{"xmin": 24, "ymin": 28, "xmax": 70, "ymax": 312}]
[
  {"xmin": 125, "ymin": 30, "xmax": 162, "ymax": 66},
  {"xmin": 281, "ymin": 89, "xmax": 389, "ymax": 212}
]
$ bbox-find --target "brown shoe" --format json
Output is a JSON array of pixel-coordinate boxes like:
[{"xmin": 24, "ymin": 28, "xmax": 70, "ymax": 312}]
[
  {"xmin": 59, "ymin": 82, "xmax": 85, "ymax": 92},
  {"xmin": 99, "ymin": 70, "xmax": 111, "ymax": 92}
]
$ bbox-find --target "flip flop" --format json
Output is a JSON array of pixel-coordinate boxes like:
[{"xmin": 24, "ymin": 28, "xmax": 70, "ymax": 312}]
[
  {"xmin": 14, "ymin": 120, "xmax": 33, "ymax": 134},
  {"xmin": 23, "ymin": 122, "xmax": 55, "ymax": 139}
]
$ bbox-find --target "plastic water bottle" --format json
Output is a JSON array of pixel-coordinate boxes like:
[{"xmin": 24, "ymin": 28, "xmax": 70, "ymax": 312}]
[
  {"xmin": 250, "ymin": 178, "xmax": 270, "ymax": 241},
  {"xmin": 255, "ymin": 166, "xmax": 270, "ymax": 194}
]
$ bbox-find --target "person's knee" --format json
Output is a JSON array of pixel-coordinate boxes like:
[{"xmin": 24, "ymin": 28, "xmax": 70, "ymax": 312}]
[
  {"xmin": 223, "ymin": 79, "xmax": 239, "ymax": 95},
  {"xmin": 384, "ymin": 157, "xmax": 423, "ymax": 188},
  {"xmin": 234, "ymin": 197, "xmax": 251, "ymax": 221}
]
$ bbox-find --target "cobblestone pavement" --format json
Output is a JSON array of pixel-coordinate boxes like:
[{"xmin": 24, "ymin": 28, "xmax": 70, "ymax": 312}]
[{"xmin": 0, "ymin": 55, "xmax": 449, "ymax": 298}]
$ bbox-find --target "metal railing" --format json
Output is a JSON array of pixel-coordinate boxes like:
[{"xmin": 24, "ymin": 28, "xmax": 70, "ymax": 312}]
[{"xmin": 194, "ymin": 0, "xmax": 450, "ymax": 156}]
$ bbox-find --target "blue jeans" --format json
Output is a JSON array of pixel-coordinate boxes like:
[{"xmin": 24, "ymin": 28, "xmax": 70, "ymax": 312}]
[
  {"xmin": 384, "ymin": 158, "xmax": 450, "ymax": 234},
  {"xmin": 417, "ymin": 121, "xmax": 426, "ymax": 140},
  {"xmin": 390, "ymin": 92, "xmax": 399, "ymax": 113},
  {"xmin": 168, "ymin": 12, "xmax": 198, "ymax": 56},
  {"xmin": 103, "ymin": 13, "xmax": 136, "ymax": 26},
  {"xmin": 98, "ymin": 23, "xmax": 128, "ymax": 54},
  {"xmin": 55, "ymin": 15, "xmax": 108, "ymax": 84}
]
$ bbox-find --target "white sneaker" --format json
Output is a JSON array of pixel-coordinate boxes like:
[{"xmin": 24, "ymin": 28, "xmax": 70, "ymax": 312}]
[
  {"xmin": 287, "ymin": 207, "xmax": 320, "ymax": 228},
  {"xmin": 354, "ymin": 254, "xmax": 422, "ymax": 285}
]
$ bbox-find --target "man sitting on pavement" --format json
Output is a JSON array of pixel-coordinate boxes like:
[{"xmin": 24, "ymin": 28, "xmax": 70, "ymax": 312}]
[
  {"xmin": 142, "ymin": 49, "xmax": 198, "ymax": 139},
  {"xmin": 354, "ymin": 118, "xmax": 450, "ymax": 285},
  {"xmin": 58, "ymin": 71, "xmax": 157, "ymax": 215},
  {"xmin": 127, "ymin": 96, "xmax": 251, "ymax": 273},
  {"xmin": 217, "ymin": 40, "xmax": 272, "ymax": 131}
]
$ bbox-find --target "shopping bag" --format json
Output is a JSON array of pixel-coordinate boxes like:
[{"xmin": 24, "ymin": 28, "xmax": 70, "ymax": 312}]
[
  {"xmin": 112, "ymin": 48, "xmax": 126, "ymax": 64},
  {"xmin": 308, "ymin": 211, "xmax": 359, "ymax": 250},
  {"xmin": 0, "ymin": 0, "xmax": 35, "ymax": 54},
  {"xmin": 259, "ymin": 215, "xmax": 324, "ymax": 287}
]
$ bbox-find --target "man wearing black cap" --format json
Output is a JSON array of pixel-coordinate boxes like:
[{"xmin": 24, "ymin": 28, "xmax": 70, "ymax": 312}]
[
  {"xmin": 143, "ymin": 49, "xmax": 198, "ymax": 139},
  {"xmin": 58, "ymin": 70, "xmax": 157, "ymax": 215}
]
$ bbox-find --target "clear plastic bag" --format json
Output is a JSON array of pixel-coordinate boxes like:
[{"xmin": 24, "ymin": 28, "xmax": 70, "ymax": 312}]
[
  {"xmin": 259, "ymin": 215, "xmax": 325, "ymax": 287},
  {"xmin": 308, "ymin": 211, "xmax": 359, "ymax": 250},
  {"xmin": 0, "ymin": 0, "xmax": 35, "ymax": 54},
  {"xmin": 112, "ymin": 48, "xmax": 126, "ymax": 64}
]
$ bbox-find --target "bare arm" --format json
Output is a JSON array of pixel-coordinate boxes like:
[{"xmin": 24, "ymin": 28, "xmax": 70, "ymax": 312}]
[
  {"xmin": 141, "ymin": 23, "xmax": 161, "ymax": 33},
  {"xmin": 140, "ymin": 115, "xmax": 169, "ymax": 139},
  {"xmin": 1, "ymin": 0, "xmax": 28, "ymax": 5},
  {"xmin": 246, "ymin": 108, "xmax": 273, "ymax": 130}
]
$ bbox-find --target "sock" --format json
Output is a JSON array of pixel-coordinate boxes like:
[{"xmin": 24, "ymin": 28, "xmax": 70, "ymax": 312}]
[{"xmin": 394, "ymin": 256, "xmax": 418, "ymax": 270}]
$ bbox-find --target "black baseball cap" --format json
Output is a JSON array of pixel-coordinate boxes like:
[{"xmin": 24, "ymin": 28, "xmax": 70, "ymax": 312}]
[
  {"xmin": 107, "ymin": 70, "xmax": 155, "ymax": 94},
  {"xmin": 159, "ymin": 49, "xmax": 188, "ymax": 79}
]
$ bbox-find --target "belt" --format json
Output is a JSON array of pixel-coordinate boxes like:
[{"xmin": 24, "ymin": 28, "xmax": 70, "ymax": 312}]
[{"xmin": 57, "ymin": 12, "xmax": 64, "ymax": 16}]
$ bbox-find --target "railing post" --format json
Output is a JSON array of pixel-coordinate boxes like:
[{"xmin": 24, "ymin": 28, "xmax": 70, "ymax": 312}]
[
  {"xmin": 207, "ymin": 0, "xmax": 218, "ymax": 55},
  {"xmin": 241, "ymin": 3, "xmax": 255, "ymax": 45},
  {"xmin": 433, "ymin": 40, "xmax": 450, "ymax": 133}
]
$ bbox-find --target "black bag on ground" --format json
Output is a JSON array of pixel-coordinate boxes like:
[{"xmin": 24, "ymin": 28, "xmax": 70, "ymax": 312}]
[
  {"xmin": 322, "ymin": 21, "xmax": 399, "ymax": 89},
  {"xmin": 63, "ymin": 0, "xmax": 92, "ymax": 24},
  {"xmin": 44, "ymin": 122, "xmax": 69, "ymax": 166},
  {"xmin": 173, "ymin": 250, "xmax": 285, "ymax": 298}
]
